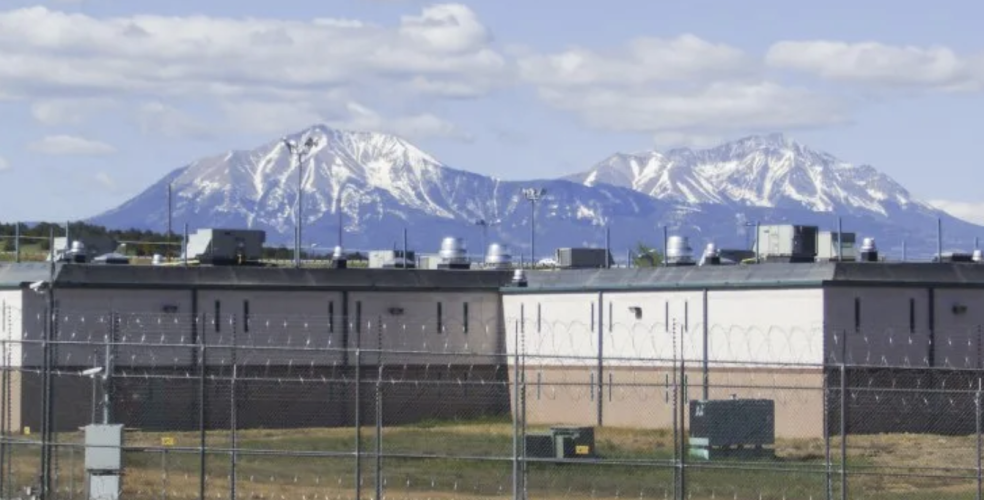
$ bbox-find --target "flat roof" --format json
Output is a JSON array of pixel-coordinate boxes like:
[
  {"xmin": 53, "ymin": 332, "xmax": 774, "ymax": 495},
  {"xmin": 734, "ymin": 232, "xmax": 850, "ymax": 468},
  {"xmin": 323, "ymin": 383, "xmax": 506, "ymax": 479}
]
[
  {"xmin": 503, "ymin": 262, "xmax": 984, "ymax": 293},
  {"xmin": 5, "ymin": 261, "xmax": 984, "ymax": 294},
  {"xmin": 0, "ymin": 263, "xmax": 514, "ymax": 291}
]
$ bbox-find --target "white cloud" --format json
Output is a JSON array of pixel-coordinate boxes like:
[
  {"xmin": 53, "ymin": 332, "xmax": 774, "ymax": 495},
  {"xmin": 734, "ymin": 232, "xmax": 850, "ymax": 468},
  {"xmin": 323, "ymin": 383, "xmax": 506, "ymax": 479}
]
[
  {"xmin": 94, "ymin": 171, "xmax": 116, "ymax": 191},
  {"xmin": 135, "ymin": 101, "xmax": 214, "ymax": 140},
  {"xmin": 335, "ymin": 102, "xmax": 472, "ymax": 142},
  {"xmin": 766, "ymin": 41, "xmax": 984, "ymax": 91},
  {"xmin": 518, "ymin": 34, "xmax": 753, "ymax": 88},
  {"xmin": 28, "ymin": 135, "xmax": 116, "ymax": 156},
  {"xmin": 518, "ymin": 35, "xmax": 851, "ymax": 146},
  {"xmin": 31, "ymin": 98, "xmax": 114, "ymax": 126},
  {"xmin": 0, "ymin": 156, "xmax": 8, "ymax": 172},
  {"xmin": 0, "ymin": 5, "xmax": 506, "ymax": 101},
  {"xmin": 930, "ymin": 200, "xmax": 984, "ymax": 226}
]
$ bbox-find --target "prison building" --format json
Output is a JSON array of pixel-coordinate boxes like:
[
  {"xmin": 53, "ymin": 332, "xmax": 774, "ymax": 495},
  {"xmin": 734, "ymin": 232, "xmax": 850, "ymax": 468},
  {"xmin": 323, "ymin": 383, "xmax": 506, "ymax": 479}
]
[
  {"xmin": 502, "ymin": 262, "xmax": 984, "ymax": 439},
  {"xmin": 0, "ymin": 263, "xmax": 513, "ymax": 432}
]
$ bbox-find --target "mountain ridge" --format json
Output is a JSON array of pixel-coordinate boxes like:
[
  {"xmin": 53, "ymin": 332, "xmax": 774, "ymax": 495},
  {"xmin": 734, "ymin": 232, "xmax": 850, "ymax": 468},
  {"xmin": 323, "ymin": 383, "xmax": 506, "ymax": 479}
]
[{"xmin": 88, "ymin": 125, "xmax": 981, "ymax": 259}]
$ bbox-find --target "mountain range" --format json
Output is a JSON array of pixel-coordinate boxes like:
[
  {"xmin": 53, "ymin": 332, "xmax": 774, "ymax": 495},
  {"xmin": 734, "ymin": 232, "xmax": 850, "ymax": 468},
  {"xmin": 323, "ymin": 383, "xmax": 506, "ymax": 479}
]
[{"xmin": 88, "ymin": 125, "xmax": 981, "ymax": 260}]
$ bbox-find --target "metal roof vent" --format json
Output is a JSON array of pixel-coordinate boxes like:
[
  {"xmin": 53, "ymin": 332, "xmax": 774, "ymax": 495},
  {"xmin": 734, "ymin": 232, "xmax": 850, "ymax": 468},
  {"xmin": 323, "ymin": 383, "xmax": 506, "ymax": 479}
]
[
  {"xmin": 485, "ymin": 243, "xmax": 512, "ymax": 268},
  {"xmin": 973, "ymin": 249, "xmax": 982, "ymax": 263},
  {"xmin": 859, "ymin": 237, "xmax": 878, "ymax": 262},
  {"xmin": 332, "ymin": 245, "xmax": 348, "ymax": 269},
  {"xmin": 439, "ymin": 236, "xmax": 469, "ymax": 269},
  {"xmin": 665, "ymin": 235, "xmax": 695, "ymax": 266},
  {"xmin": 152, "ymin": 254, "xmax": 164, "ymax": 265},
  {"xmin": 71, "ymin": 240, "xmax": 85, "ymax": 253},
  {"xmin": 511, "ymin": 268, "xmax": 528, "ymax": 287},
  {"xmin": 699, "ymin": 243, "xmax": 721, "ymax": 266}
]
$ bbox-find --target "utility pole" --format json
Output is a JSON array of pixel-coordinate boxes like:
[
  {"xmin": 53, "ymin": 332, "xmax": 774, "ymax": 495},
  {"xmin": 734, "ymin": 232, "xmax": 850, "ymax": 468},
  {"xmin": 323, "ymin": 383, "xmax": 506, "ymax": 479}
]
[
  {"xmin": 167, "ymin": 183, "xmax": 173, "ymax": 261},
  {"xmin": 283, "ymin": 136, "xmax": 318, "ymax": 268},
  {"xmin": 522, "ymin": 188, "xmax": 546, "ymax": 267}
]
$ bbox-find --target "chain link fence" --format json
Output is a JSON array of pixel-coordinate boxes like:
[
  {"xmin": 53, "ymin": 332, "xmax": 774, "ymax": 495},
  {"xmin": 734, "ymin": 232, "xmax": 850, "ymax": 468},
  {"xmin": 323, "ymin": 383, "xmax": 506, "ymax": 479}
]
[{"xmin": 3, "ymin": 309, "xmax": 984, "ymax": 499}]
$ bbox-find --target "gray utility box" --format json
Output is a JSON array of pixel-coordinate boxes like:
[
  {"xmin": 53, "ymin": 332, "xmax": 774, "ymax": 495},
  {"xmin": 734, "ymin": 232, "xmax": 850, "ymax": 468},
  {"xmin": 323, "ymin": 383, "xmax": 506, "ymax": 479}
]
[
  {"xmin": 756, "ymin": 225, "xmax": 818, "ymax": 263},
  {"xmin": 524, "ymin": 426, "xmax": 596, "ymax": 461},
  {"xmin": 689, "ymin": 399, "xmax": 774, "ymax": 460},
  {"xmin": 555, "ymin": 248, "xmax": 612, "ymax": 269},
  {"xmin": 85, "ymin": 424, "xmax": 124, "ymax": 472}
]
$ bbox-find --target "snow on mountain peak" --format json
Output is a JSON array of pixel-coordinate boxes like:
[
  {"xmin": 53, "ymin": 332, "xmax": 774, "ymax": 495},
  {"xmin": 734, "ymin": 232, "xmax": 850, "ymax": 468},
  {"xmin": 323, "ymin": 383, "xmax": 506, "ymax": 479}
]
[{"xmin": 568, "ymin": 133, "xmax": 931, "ymax": 217}]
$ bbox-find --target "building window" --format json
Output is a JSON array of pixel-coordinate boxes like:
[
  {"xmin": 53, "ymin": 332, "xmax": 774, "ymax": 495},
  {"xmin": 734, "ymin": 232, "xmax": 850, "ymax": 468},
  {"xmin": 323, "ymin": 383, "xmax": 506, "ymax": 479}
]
[
  {"xmin": 909, "ymin": 298, "xmax": 916, "ymax": 334},
  {"xmin": 214, "ymin": 300, "xmax": 221, "ymax": 333},
  {"xmin": 536, "ymin": 303, "xmax": 542, "ymax": 333},
  {"xmin": 608, "ymin": 302, "xmax": 613, "ymax": 332},
  {"xmin": 243, "ymin": 300, "xmax": 250, "ymax": 333},
  {"xmin": 520, "ymin": 304, "xmax": 525, "ymax": 334},
  {"xmin": 356, "ymin": 301, "xmax": 362, "ymax": 334},
  {"xmin": 854, "ymin": 297, "xmax": 861, "ymax": 333},
  {"xmin": 437, "ymin": 302, "xmax": 443, "ymax": 333},
  {"xmin": 591, "ymin": 303, "xmax": 595, "ymax": 330},
  {"xmin": 328, "ymin": 301, "xmax": 334, "ymax": 334},
  {"xmin": 463, "ymin": 303, "xmax": 469, "ymax": 334},
  {"xmin": 665, "ymin": 302, "xmax": 669, "ymax": 333}
]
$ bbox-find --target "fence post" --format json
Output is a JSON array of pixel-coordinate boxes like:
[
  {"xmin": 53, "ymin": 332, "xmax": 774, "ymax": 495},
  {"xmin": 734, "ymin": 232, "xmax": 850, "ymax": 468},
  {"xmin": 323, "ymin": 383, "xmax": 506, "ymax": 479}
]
[
  {"xmin": 671, "ymin": 320, "xmax": 679, "ymax": 500},
  {"xmin": 355, "ymin": 343, "xmax": 362, "ymax": 500},
  {"xmin": 512, "ymin": 320, "xmax": 520, "ymax": 500},
  {"xmin": 199, "ymin": 313, "xmax": 207, "ymax": 500},
  {"xmin": 0, "ymin": 338, "xmax": 6, "ymax": 498},
  {"xmin": 977, "ymin": 377, "xmax": 981, "ymax": 500},
  {"xmin": 374, "ymin": 365, "xmax": 382, "ymax": 500},
  {"xmin": 824, "ymin": 358, "xmax": 832, "ymax": 500},
  {"xmin": 374, "ymin": 316, "xmax": 383, "ymax": 500},
  {"xmin": 839, "ymin": 360, "xmax": 847, "ymax": 500},
  {"xmin": 230, "ymin": 315, "xmax": 238, "ymax": 500}
]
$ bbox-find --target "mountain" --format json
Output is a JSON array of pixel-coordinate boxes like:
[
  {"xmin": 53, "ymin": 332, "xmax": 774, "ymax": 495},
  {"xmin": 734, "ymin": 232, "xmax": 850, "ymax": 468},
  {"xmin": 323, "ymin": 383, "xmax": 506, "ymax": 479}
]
[
  {"xmin": 89, "ymin": 126, "xmax": 983, "ymax": 260},
  {"xmin": 566, "ymin": 133, "xmax": 934, "ymax": 218}
]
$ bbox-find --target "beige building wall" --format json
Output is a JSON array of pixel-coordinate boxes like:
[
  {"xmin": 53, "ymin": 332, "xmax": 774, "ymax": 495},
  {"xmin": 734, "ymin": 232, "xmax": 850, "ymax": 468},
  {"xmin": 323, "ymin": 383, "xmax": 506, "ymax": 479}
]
[{"xmin": 503, "ymin": 287, "xmax": 827, "ymax": 439}]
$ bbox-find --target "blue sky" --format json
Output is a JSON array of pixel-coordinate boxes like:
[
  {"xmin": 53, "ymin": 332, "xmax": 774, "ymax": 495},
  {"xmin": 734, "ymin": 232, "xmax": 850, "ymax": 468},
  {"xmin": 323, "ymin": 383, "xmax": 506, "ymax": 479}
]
[{"xmin": 1, "ymin": 0, "xmax": 984, "ymax": 222}]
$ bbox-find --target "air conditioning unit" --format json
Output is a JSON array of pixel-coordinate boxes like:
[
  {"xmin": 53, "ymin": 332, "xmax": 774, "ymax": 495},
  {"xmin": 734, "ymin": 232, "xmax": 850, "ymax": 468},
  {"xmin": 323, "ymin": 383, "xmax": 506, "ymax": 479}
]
[
  {"xmin": 524, "ymin": 426, "xmax": 596, "ymax": 461},
  {"xmin": 689, "ymin": 399, "xmax": 775, "ymax": 460}
]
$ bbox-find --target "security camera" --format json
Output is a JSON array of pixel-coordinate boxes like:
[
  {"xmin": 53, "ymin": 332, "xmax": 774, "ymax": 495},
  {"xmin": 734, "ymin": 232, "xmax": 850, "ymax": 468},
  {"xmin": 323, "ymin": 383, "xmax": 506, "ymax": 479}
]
[{"xmin": 81, "ymin": 367, "xmax": 103, "ymax": 377}]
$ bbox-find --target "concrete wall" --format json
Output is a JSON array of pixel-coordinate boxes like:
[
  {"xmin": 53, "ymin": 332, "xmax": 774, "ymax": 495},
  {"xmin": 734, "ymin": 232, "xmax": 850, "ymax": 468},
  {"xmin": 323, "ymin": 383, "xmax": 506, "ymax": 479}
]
[
  {"xmin": 502, "ymin": 287, "xmax": 826, "ymax": 438},
  {"xmin": 823, "ymin": 286, "xmax": 984, "ymax": 369},
  {"xmin": 16, "ymin": 287, "xmax": 503, "ymax": 368}
]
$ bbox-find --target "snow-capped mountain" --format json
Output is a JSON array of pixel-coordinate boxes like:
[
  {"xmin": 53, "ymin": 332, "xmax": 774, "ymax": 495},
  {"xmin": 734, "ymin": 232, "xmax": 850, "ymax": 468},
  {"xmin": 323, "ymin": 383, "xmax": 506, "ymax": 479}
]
[
  {"xmin": 567, "ymin": 133, "xmax": 935, "ymax": 218},
  {"xmin": 89, "ymin": 126, "xmax": 983, "ymax": 259}
]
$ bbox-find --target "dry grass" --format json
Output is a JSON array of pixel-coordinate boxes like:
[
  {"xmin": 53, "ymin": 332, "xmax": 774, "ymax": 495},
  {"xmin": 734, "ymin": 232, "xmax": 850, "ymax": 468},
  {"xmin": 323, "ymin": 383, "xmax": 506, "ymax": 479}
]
[{"xmin": 1, "ymin": 424, "xmax": 982, "ymax": 499}]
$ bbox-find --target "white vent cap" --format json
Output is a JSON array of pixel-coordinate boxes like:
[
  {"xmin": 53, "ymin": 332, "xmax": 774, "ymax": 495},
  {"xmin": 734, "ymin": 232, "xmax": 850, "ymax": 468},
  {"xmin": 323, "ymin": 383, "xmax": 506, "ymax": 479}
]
[{"xmin": 861, "ymin": 237, "xmax": 877, "ymax": 252}]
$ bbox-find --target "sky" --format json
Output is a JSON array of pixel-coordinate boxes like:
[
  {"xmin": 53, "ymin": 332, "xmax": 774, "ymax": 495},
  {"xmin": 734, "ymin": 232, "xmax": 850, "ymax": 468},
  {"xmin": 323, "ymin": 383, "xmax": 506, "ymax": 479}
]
[{"xmin": 1, "ymin": 0, "xmax": 984, "ymax": 223}]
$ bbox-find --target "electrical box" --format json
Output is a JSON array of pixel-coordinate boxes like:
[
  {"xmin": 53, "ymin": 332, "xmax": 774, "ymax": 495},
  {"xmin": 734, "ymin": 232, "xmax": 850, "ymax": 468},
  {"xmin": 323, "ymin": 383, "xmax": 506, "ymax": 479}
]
[
  {"xmin": 689, "ymin": 399, "xmax": 774, "ymax": 460},
  {"xmin": 523, "ymin": 426, "xmax": 596, "ymax": 461},
  {"xmin": 89, "ymin": 474, "xmax": 121, "ymax": 500},
  {"xmin": 84, "ymin": 424, "xmax": 124, "ymax": 472},
  {"xmin": 555, "ymin": 248, "xmax": 611, "ymax": 269},
  {"xmin": 756, "ymin": 225, "xmax": 818, "ymax": 263},
  {"xmin": 817, "ymin": 231, "xmax": 857, "ymax": 261}
]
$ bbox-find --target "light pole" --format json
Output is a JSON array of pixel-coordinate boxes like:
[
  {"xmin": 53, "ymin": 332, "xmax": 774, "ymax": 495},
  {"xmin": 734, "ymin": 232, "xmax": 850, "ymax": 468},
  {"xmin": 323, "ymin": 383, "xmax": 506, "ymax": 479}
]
[
  {"xmin": 475, "ymin": 218, "xmax": 500, "ymax": 259},
  {"xmin": 522, "ymin": 188, "xmax": 546, "ymax": 267},
  {"xmin": 283, "ymin": 136, "xmax": 318, "ymax": 268}
]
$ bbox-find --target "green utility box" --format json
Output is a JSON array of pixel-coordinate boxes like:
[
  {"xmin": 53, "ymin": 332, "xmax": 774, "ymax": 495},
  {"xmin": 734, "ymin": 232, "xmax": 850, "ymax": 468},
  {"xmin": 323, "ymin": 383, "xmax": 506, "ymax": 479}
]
[
  {"xmin": 688, "ymin": 399, "xmax": 775, "ymax": 460},
  {"xmin": 524, "ymin": 426, "xmax": 596, "ymax": 461}
]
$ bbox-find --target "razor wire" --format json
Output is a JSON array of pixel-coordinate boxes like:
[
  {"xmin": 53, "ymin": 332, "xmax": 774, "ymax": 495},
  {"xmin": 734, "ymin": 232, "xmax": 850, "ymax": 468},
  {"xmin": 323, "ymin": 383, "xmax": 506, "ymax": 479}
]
[{"xmin": 2, "ymin": 309, "xmax": 984, "ymax": 498}]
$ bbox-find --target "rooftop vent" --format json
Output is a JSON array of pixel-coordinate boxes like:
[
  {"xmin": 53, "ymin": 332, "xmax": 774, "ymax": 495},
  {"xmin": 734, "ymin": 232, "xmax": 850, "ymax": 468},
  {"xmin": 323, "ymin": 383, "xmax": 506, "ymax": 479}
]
[
  {"xmin": 511, "ymin": 268, "xmax": 528, "ymax": 287},
  {"xmin": 332, "ymin": 245, "xmax": 348, "ymax": 269},
  {"xmin": 859, "ymin": 237, "xmax": 878, "ymax": 263},
  {"xmin": 438, "ymin": 236, "xmax": 469, "ymax": 270},
  {"xmin": 665, "ymin": 236, "xmax": 695, "ymax": 266},
  {"xmin": 974, "ymin": 249, "xmax": 983, "ymax": 263},
  {"xmin": 485, "ymin": 243, "xmax": 512, "ymax": 269},
  {"xmin": 699, "ymin": 243, "xmax": 721, "ymax": 266}
]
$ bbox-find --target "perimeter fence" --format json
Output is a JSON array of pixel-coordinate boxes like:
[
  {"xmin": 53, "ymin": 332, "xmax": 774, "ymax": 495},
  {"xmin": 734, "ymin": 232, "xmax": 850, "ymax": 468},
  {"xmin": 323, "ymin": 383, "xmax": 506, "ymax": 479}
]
[{"xmin": 1, "ymin": 308, "xmax": 984, "ymax": 499}]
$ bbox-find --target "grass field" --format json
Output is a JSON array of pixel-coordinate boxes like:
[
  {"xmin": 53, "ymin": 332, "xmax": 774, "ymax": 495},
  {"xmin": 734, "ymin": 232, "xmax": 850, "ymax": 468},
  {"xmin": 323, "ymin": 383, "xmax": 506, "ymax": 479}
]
[{"xmin": 0, "ymin": 419, "xmax": 981, "ymax": 500}]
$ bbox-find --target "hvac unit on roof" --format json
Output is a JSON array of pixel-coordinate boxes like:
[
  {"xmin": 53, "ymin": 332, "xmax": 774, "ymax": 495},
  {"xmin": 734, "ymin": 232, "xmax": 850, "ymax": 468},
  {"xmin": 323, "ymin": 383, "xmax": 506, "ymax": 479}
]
[
  {"xmin": 438, "ymin": 236, "xmax": 470, "ymax": 270},
  {"xmin": 665, "ymin": 236, "xmax": 695, "ymax": 266}
]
